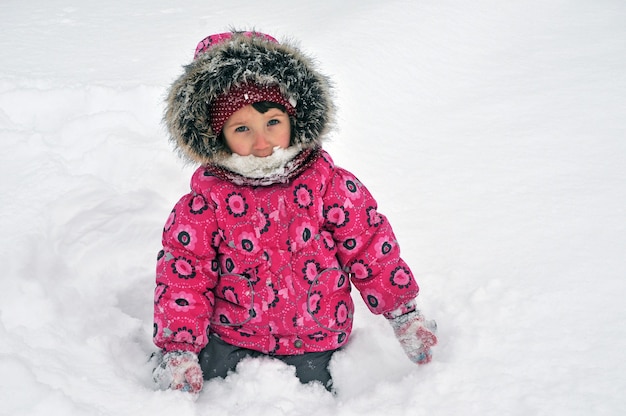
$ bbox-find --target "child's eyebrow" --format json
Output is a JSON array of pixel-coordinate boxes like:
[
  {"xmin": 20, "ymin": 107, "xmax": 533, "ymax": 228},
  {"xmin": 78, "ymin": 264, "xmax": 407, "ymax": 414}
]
[
  {"xmin": 225, "ymin": 117, "xmax": 248, "ymax": 126},
  {"xmin": 265, "ymin": 109, "xmax": 287, "ymax": 116}
]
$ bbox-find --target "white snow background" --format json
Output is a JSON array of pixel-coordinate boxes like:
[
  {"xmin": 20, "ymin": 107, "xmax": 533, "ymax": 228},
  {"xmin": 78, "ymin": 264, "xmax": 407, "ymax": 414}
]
[{"xmin": 1, "ymin": 1, "xmax": 625, "ymax": 415}]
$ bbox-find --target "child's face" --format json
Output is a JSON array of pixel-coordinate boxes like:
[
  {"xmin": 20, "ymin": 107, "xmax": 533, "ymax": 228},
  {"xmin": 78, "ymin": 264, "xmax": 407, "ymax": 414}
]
[{"xmin": 222, "ymin": 104, "xmax": 291, "ymax": 157}]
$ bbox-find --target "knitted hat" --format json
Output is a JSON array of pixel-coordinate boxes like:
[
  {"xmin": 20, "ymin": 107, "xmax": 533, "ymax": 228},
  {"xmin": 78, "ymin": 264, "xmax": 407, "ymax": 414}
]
[
  {"xmin": 164, "ymin": 31, "xmax": 334, "ymax": 164},
  {"xmin": 210, "ymin": 83, "xmax": 297, "ymax": 136}
]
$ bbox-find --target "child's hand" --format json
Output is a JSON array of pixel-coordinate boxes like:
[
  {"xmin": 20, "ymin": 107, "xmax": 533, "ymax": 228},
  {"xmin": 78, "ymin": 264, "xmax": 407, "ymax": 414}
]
[
  {"xmin": 153, "ymin": 350, "xmax": 204, "ymax": 394},
  {"xmin": 387, "ymin": 308, "xmax": 438, "ymax": 365}
]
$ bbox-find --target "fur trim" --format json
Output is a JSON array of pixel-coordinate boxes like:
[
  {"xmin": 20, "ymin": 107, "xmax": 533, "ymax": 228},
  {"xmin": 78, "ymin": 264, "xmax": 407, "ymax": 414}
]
[
  {"xmin": 204, "ymin": 147, "xmax": 321, "ymax": 187},
  {"xmin": 164, "ymin": 32, "xmax": 335, "ymax": 165},
  {"xmin": 214, "ymin": 145, "xmax": 302, "ymax": 179}
]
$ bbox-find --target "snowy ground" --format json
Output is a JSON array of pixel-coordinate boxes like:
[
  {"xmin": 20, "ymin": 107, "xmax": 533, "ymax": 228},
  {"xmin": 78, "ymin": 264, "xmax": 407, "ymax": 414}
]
[{"xmin": 2, "ymin": 1, "xmax": 626, "ymax": 415}]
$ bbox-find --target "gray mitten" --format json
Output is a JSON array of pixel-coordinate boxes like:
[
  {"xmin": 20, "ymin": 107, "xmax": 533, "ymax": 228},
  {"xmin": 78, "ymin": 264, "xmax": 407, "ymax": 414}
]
[
  {"xmin": 386, "ymin": 300, "xmax": 438, "ymax": 364},
  {"xmin": 153, "ymin": 350, "xmax": 204, "ymax": 394}
]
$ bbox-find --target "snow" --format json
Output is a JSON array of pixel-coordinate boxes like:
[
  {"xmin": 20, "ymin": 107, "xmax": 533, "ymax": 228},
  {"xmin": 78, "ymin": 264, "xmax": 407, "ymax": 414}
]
[{"xmin": 2, "ymin": 0, "xmax": 626, "ymax": 415}]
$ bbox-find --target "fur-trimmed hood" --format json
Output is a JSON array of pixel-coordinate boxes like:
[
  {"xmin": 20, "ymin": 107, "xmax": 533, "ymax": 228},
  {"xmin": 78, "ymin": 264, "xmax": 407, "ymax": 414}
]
[{"xmin": 164, "ymin": 32, "xmax": 335, "ymax": 165}]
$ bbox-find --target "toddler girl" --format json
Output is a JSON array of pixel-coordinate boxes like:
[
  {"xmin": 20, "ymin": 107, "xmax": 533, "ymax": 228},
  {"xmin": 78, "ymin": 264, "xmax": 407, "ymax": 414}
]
[{"xmin": 152, "ymin": 31, "xmax": 437, "ymax": 394}]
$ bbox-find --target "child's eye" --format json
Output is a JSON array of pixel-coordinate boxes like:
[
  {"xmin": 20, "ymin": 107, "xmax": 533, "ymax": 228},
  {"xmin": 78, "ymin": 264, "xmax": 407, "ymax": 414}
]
[
  {"xmin": 267, "ymin": 119, "xmax": 280, "ymax": 126},
  {"xmin": 235, "ymin": 126, "xmax": 249, "ymax": 133}
]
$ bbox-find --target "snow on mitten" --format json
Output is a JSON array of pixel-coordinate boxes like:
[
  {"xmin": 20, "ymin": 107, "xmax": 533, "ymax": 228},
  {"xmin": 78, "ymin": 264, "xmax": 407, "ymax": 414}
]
[
  {"xmin": 152, "ymin": 350, "xmax": 204, "ymax": 394},
  {"xmin": 385, "ymin": 300, "xmax": 438, "ymax": 365}
]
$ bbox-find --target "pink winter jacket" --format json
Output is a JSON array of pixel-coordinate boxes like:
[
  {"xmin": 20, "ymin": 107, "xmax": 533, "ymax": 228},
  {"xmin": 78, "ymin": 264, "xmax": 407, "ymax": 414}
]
[{"xmin": 153, "ymin": 149, "xmax": 419, "ymax": 355}]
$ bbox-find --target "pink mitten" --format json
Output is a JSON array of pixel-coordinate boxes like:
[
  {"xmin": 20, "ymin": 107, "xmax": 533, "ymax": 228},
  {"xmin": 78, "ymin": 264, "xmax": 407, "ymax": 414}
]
[
  {"xmin": 386, "ymin": 300, "xmax": 438, "ymax": 364},
  {"xmin": 153, "ymin": 350, "xmax": 204, "ymax": 394}
]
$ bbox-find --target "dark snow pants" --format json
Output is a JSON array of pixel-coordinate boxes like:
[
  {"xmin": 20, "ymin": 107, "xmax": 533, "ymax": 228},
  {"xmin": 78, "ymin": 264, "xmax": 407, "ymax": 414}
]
[{"xmin": 198, "ymin": 334, "xmax": 336, "ymax": 391}]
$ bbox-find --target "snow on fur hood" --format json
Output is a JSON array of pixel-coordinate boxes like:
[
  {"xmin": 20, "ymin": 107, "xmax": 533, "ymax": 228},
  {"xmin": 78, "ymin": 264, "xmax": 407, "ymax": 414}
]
[{"xmin": 164, "ymin": 31, "xmax": 335, "ymax": 165}]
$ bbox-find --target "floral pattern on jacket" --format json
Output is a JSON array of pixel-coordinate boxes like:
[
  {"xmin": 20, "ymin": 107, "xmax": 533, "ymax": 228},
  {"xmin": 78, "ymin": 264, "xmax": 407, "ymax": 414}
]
[{"xmin": 153, "ymin": 150, "xmax": 419, "ymax": 355}]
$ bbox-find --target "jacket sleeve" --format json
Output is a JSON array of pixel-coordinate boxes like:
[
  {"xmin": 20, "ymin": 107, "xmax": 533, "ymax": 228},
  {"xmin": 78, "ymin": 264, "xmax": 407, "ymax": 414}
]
[
  {"xmin": 153, "ymin": 176, "xmax": 220, "ymax": 353},
  {"xmin": 323, "ymin": 167, "xmax": 419, "ymax": 315}
]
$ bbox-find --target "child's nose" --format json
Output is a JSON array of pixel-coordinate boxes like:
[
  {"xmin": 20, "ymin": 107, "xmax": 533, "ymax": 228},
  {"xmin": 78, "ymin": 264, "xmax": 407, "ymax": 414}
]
[{"xmin": 254, "ymin": 132, "xmax": 270, "ymax": 149}]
